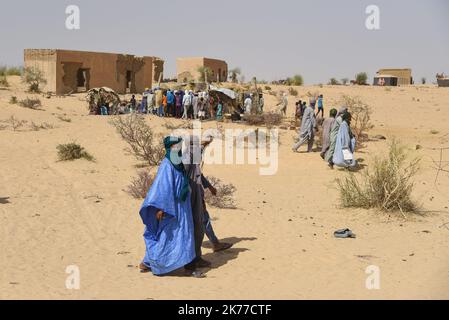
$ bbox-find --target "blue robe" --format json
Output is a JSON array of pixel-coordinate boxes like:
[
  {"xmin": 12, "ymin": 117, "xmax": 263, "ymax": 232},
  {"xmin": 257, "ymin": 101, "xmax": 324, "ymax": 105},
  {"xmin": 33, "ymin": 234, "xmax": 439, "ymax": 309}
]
[
  {"xmin": 139, "ymin": 158, "xmax": 195, "ymax": 275},
  {"xmin": 332, "ymin": 121, "xmax": 357, "ymax": 168}
]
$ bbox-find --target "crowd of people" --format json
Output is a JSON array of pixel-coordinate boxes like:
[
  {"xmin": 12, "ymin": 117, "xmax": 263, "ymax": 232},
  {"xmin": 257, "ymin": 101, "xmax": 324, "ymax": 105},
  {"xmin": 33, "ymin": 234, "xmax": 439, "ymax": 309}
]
[
  {"xmin": 292, "ymin": 94, "xmax": 357, "ymax": 169},
  {"xmin": 138, "ymin": 135, "xmax": 232, "ymax": 278},
  {"xmin": 100, "ymin": 87, "xmax": 267, "ymax": 123},
  {"xmin": 112, "ymin": 88, "xmax": 226, "ymax": 121}
]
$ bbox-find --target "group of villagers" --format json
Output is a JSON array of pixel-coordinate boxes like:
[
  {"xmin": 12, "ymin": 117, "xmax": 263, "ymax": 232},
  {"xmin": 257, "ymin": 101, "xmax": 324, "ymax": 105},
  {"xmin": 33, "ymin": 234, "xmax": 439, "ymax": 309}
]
[{"xmin": 292, "ymin": 96, "xmax": 357, "ymax": 169}]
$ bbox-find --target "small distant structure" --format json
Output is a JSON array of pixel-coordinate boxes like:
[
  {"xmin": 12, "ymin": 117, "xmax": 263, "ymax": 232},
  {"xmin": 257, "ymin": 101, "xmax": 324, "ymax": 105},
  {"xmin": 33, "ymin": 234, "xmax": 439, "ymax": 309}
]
[
  {"xmin": 436, "ymin": 73, "xmax": 449, "ymax": 87},
  {"xmin": 177, "ymin": 57, "xmax": 228, "ymax": 83},
  {"xmin": 24, "ymin": 49, "xmax": 164, "ymax": 95},
  {"xmin": 375, "ymin": 68, "xmax": 413, "ymax": 86},
  {"xmin": 373, "ymin": 74, "xmax": 398, "ymax": 86}
]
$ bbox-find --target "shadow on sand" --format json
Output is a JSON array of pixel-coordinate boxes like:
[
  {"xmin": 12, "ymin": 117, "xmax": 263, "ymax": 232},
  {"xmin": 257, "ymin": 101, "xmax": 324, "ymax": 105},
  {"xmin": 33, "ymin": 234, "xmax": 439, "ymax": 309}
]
[
  {"xmin": 201, "ymin": 237, "xmax": 257, "ymax": 275},
  {"xmin": 167, "ymin": 237, "xmax": 257, "ymax": 278}
]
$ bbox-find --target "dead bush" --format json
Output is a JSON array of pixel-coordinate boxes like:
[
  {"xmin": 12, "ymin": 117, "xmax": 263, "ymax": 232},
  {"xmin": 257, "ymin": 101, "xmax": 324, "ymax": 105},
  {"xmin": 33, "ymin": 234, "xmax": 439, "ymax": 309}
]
[
  {"xmin": 245, "ymin": 112, "xmax": 283, "ymax": 128},
  {"xmin": 19, "ymin": 97, "xmax": 42, "ymax": 110},
  {"xmin": 57, "ymin": 143, "xmax": 94, "ymax": 162},
  {"xmin": 110, "ymin": 114, "xmax": 165, "ymax": 167},
  {"xmin": 204, "ymin": 176, "xmax": 237, "ymax": 209},
  {"xmin": 336, "ymin": 140, "xmax": 420, "ymax": 215},
  {"xmin": 264, "ymin": 112, "xmax": 283, "ymax": 128},
  {"xmin": 341, "ymin": 95, "xmax": 373, "ymax": 142},
  {"xmin": 29, "ymin": 121, "xmax": 54, "ymax": 131},
  {"xmin": 126, "ymin": 170, "xmax": 155, "ymax": 199},
  {"xmin": 245, "ymin": 114, "xmax": 265, "ymax": 126},
  {"xmin": 7, "ymin": 116, "xmax": 27, "ymax": 131}
]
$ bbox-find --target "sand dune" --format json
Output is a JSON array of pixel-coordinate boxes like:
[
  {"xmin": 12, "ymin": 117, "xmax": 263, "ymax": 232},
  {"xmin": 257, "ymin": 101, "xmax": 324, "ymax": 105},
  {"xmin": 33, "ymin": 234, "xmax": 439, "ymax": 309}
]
[{"xmin": 1, "ymin": 76, "xmax": 448, "ymax": 299}]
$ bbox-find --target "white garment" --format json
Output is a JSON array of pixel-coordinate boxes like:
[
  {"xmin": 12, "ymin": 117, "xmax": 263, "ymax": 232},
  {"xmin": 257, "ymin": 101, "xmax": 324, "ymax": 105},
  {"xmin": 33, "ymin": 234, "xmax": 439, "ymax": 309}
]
[
  {"xmin": 183, "ymin": 94, "xmax": 192, "ymax": 106},
  {"xmin": 244, "ymin": 97, "xmax": 252, "ymax": 114},
  {"xmin": 182, "ymin": 105, "xmax": 188, "ymax": 119}
]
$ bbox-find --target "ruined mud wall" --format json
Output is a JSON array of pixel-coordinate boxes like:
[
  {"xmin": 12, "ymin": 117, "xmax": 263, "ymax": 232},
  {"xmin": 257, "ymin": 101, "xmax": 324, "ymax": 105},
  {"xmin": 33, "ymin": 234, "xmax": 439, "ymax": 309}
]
[
  {"xmin": 176, "ymin": 57, "xmax": 228, "ymax": 83},
  {"xmin": 56, "ymin": 50, "xmax": 153, "ymax": 94},
  {"xmin": 152, "ymin": 58, "xmax": 164, "ymax": 83},
  {"xmin": 203, "ymin": 58, "xmax": 228, "ymax": 82},
  {"xmin": 25, "ymin": 49, "xmax": 155, "ymax": 94},
  {"xmin": 57, "ymin": 50, "xmax": 123, "ymax": 94},
  {"xmin": 24, "ymin": 49, "xmax": 58, "ymax": 92}
]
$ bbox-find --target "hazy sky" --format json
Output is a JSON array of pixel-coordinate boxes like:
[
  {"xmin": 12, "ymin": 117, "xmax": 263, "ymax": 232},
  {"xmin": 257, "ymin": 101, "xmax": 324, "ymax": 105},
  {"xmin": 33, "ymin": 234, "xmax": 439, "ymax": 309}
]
[{"xmin": 1, "ymin": 0, "xmax": 448, "ymax": 84}]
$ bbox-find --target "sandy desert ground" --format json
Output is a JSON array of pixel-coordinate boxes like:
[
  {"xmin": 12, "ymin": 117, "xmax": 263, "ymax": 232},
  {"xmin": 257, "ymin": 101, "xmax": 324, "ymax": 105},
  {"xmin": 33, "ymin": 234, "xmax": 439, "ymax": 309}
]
[{"xmin": 1, "ymin": 76, "xmax": 449, "ymax": 299}]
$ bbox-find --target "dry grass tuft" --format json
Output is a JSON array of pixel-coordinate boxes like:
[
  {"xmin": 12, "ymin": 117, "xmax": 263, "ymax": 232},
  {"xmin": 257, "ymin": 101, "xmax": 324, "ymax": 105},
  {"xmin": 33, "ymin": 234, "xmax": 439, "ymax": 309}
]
[
  {"xmin": 57, "ymin": 143, "xmax": 94, "ymax": 162},
  {"xmin": 336, "ymin": 140, "xmax": 420, "ymax": 215},
  {"xmin": 57, "ymin": 115, "xmax": 72, "ymax": 123},
  {"xmin": 19, "ymin": 97, "xmax": 42, "ymax": 110}
]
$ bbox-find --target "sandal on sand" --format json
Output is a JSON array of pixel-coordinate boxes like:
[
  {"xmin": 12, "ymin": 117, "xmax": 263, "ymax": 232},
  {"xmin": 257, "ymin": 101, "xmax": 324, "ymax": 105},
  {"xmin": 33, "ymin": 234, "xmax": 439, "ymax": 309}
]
[
  {"xmin": 183, "ymin": 269, "xmax": 206, "ymax": 278},
  {"xmin": 139, "ymin": 263, "xmax": 152, "ymax": 273},
  {"xmin": 334, "ymin": 228, "xmax": 356, "ymax": 239},
  {"xmin": 213, "ymin": 242, "xmax": 233, "ymax": 253},
  {"xmin": 190, "ymin": 271, "xmax": 206, "ymax": 278}
]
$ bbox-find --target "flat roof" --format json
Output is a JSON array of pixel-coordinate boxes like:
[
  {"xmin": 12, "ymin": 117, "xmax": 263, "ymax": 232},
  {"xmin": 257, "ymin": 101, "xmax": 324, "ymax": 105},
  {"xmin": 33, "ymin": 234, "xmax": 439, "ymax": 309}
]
[{"xmin": 24, "ymin": 48, "xmax": 161, "ymax": 60}]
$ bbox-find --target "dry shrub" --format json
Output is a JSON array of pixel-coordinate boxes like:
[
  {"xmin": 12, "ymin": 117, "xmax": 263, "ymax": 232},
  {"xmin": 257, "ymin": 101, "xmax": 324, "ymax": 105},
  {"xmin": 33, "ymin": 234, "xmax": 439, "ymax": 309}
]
[
  {"xmin": 245, "ymin": 114, "xmax": 265, "ymax": 126},
  {"xmin": 341, "ymin": 95, "xmax": 373, "ymax": 142},
  {"xmin": 7, "ymin": 116, "xmax": 27, "ymax": 131},
  {"xmin": 336, "ymin": 140, "xmax": 420, "ymax": 215},
  {"xmin": 29, "ymin": 121, "xmax": 54, "ymax": 131},
  {"xmin": 288, "ymin": 87, "xmax": 298, "ymax": 96},
  {"xmin": 264, "ymin": 85, "xmax": 272, "ymax": 91},
  {"xmin": 22, "ymin": 67, "xmax": 47, "ymax": 93},
  {"xmin": 245, "ymin": 112, "xmax": 283, "ymax": 127},
  {"xmin": 9, "ymin": 96, "xmax": 17, "ymax": 104},
  {"xmin": 126, "ymin": 171, "xmax": 155, "ymax": 199},
  {"xmin": 263, "ymin": 112, "xmax": 283, "ymax": 128},
  {"xmin": 0, "ymin": 75, "xmax": 9, "ymax": 87},
  {"xmin": 110, "ymin": 114, "xmax": 165, "ymax": 167},
  {"xmin": 57, "ymin": 143, "xmax": 94, "ymax": 162},
  {"xmin": 204, "ymin": 176, "xmax": 237, "ymax": 209},
  {"xmin": 5, "ymin": 67, "xmax": 22, "ymax": 76},
  {"xmin": 19, "ymin": 97, "xmax": 42, "ymax": 110},
  {"xmin": 57, "ymin": 115, "xmax": 72, "ymax": 123}
]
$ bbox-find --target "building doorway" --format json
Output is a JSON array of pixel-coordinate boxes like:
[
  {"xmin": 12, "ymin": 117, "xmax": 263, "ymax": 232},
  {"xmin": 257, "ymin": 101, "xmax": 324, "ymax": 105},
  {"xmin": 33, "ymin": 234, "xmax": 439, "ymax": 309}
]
[
  {"xmin": 76, "ymin": 68, "xmax": 90, "ymax": 92},
  {"xmin": 126, "ymin": 70, "xmax": 133, "ymax": 93}
]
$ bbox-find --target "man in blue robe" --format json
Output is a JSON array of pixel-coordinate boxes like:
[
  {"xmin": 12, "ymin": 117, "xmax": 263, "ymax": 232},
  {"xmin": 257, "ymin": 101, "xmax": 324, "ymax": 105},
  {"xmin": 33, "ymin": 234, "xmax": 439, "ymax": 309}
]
[
  {"xmin": 139, "ymin": 136, "xmax": 204, "ymax": 277},
  {"xmin": 332, "ymin": 112, "xmax": 357, "ymax": 168}
]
